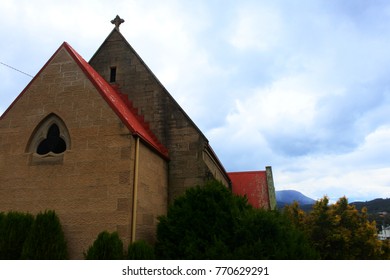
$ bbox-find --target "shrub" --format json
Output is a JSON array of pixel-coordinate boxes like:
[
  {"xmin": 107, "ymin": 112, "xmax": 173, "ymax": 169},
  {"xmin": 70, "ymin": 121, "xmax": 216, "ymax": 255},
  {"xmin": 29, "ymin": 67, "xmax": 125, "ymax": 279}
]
[
  {"xmin": 284, "ymin": 197, "xmax": 386, "ymax": 259},
  {"xmin": 155, "ymin": 180, "xmax": 316, "ymax": 259},
  {"xmin": 381, "ymin": 240, "xmax": 390, "ymax": 259},
  {"xmin": 155, "ymin": 180, "xmax": 250, "ymax": 259},
  {"xmin": 21, "ymin": 210, "xmax": 68, "ymax": 259},
  {"xmin": 0, "ymin": 211, "xmax": 34, "ymax": 259},
  {"xmin": 85, "ymin": 231, "xmax": 123, "ymax": 260},
  {"xmin": 127, "ymin": 240, "xmax": 155, "ymax": 260},
  {"xmin": 233, "ymin": 209, "xmax": 318, "ymax": 259}
]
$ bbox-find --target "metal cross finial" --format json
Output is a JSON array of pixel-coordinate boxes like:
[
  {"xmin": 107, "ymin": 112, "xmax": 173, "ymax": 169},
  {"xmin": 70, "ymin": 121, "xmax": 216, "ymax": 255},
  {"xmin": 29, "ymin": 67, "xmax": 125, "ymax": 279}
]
[{"xmin": 111, "ymin": 15, "xmax": 125, "ymax": 31}]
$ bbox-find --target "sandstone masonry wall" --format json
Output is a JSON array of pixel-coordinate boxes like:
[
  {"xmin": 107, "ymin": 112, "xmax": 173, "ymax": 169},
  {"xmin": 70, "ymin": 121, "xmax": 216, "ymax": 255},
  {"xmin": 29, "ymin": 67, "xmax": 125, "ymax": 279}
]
[
  {"xmin": 89, "ymin": 30, "xmax": 230, "ymax": 201},
  {"xmin": 0, "ymin": 47, "xmax": 167, "ymax": 258}
]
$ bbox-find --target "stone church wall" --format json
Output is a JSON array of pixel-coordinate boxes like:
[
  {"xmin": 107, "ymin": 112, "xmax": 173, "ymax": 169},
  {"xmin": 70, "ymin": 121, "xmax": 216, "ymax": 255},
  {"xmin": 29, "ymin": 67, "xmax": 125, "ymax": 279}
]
[
  {"xmin": 135, "ymin": 143, "xmax": 168, "ymax": 243},
  {"xmin": 0, "ymin": 47, "xmax": 167, "ymax": 259},
  {"xmin": 89, "ymin": 30, "xmax": 231, "ymax": 202}
]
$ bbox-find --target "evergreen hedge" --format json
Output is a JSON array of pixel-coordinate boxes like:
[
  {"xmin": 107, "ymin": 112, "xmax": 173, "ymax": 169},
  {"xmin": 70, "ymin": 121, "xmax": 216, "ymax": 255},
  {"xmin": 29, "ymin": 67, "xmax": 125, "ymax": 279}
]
[
  {"xmin": 155, "ymin": 180, "xmax": 317, "ymax": 259},
  {"xmin": 233, "ymin": 209, "xmax": 319, "ymax": 259},
  {"xmin": 127, "ymin": 240, "xmax": 155, "ymax": 260},
  {"xmin": 0, "ymin": 212, "xmax": 34, "ymax": 259},
  {"xmin": 85, "ymin": 231, "xmax": 124, "ymax": 260},
  {"xmin": 155, "ymin": 180, "xmax": 250, "ymax": 259},
  {"xmin": 21, "ymin": 210, "xmax": 68, "ymax": 259}
]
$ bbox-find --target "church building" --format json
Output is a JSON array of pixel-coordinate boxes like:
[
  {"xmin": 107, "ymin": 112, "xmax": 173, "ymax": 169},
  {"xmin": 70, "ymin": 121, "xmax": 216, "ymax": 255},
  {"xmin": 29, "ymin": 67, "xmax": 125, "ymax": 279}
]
[{"xmin": 0, "ymin": 16, "xmax": 276, "ymax": 259}]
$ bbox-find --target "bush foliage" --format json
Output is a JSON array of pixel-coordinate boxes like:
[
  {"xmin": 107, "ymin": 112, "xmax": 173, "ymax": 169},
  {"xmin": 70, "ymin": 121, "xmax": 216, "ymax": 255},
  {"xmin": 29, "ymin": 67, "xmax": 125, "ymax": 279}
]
[
  {"xmin": 284, "ymin": 196, "xmax": 389, "ymax": 259},
  {"xmin": 155, "ymin": 180, "xmax": 317, "ymax": 259},
  {"xmin": 0, "ymin": 212, "xmax": 34, "ymax": 259},
  {"xmin": 127, "ymin": 240, "xmax": 155, "ymax": 260},
  {"xmin": 233, "ymin": 209, "xmax": 318, "ymax": 259},
  {"xmin": 21, "ymin": 210, "xmax": 68, "ymax": 259},
  {"xmin": 0, "ymin": 210, "xmax": 67, "ymax": 259},
  {"xmin": 85, "ymin": 231, "xmax": 124, "ymax": 260}
]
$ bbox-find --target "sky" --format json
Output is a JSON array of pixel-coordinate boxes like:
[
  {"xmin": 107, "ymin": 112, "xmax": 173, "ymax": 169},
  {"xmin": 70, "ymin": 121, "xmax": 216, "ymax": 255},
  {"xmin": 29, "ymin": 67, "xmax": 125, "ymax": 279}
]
[{"xmin": 1, "ymin": 0, "xmax": 390, "ymax": 202}]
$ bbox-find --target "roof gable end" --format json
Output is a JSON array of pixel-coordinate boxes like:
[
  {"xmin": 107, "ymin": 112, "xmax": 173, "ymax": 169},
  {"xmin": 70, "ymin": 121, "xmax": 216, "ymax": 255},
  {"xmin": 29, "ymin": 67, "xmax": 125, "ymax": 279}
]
[
  {"xmin": 1, "ymin": 42, "xmax": 168, "ymax": 159},
  {"xmin": 64, "ymin": 42, "xmax": 169, "ymax": 159},
  {"xmin": 89, "ymin": 28, "xmax": 210, "ymax": 142}
]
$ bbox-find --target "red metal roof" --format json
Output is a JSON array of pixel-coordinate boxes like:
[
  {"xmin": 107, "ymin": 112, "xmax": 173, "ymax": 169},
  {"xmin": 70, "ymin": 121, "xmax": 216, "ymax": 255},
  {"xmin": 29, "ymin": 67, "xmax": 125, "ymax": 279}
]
[
  {"xmin": 1, "ymin": 42, "xmax": 168, "ymax": 159},
  {"xmin": 228, "ymin": 171, "xmax": 270, "ymax": 209},
  {"xmin": 63, "ymin": 42, "xmax": 168, "ymax": 159}
]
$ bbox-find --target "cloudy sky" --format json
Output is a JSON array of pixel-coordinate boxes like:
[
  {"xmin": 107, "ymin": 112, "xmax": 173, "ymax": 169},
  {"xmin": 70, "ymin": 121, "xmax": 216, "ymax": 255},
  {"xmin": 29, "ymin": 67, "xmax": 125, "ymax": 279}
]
[{"xmin": 1, "ymin": 0, "xmax": 390, "ymax": 202}]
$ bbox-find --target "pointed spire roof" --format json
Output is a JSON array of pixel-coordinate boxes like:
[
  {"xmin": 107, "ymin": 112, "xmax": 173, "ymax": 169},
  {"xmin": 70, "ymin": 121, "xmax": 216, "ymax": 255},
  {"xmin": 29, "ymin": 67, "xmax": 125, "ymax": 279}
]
[{"xmin": 1, "ymin": 42, "xmax": 169, "ymax": 159}]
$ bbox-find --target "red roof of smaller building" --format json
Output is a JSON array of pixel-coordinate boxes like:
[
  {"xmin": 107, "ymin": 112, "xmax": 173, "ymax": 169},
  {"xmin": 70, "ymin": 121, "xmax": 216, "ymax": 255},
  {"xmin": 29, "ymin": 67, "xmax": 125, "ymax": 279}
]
[{"xmin": 228, "ymin": 171, "xmax": 270, "ymax": 209}]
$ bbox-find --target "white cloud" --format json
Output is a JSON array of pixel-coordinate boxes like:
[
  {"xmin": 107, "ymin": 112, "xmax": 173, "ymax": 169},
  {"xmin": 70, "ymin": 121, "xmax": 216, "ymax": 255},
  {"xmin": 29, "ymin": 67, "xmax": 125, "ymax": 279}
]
[
  {"xmin": 274, "ymin": 125, "xmax": 390, "ymax": 201},
  {"xmin": 229, "ymin": 3, "xmax": 283, "ymax": 52}
]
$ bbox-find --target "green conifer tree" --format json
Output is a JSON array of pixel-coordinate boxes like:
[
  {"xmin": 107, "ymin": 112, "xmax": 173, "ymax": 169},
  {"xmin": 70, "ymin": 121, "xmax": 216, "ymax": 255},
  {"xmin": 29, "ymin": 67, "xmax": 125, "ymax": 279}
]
[
  {"xmin": 127, "ymin": 240, "xmax": 155, "ymax": 260},
  {"xmin": 21, "ymin": 210, "xmax": 68, "ymax": 259},
  {"xmin": 155, "ymin": 180, "xmax": 316, "ymax": 259},
  {"xmin": 85, "ymin": 231, "xmax": 123, "ymax": 260},
  {"xmin": 0, "ymin": 212, "xmax": 34, "ymax": 259}
]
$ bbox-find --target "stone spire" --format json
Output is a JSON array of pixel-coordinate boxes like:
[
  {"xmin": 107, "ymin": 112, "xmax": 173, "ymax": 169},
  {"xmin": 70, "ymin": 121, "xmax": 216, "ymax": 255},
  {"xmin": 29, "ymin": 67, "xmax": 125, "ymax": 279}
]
[{"xmin": 111, "ymin": 15, "xmax": 125, "ymax": 31}]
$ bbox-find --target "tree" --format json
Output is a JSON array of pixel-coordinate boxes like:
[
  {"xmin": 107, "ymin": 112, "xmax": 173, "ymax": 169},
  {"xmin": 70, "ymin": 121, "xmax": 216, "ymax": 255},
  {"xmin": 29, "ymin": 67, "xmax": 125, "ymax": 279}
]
[
  {"xmin": 155, "ymin": 180, "xmax": 316, "ymax": 259},
  {"xmin": 381, "ymin": 240, "xmax": 390, "ymax": 260},
  {"xmin": 85, "ymin": 231, "xmax": 123, "ymax": 260},
  {"xmin": 233, "ymin": 209, "xmax": 318, "ymax": 259},
  {"xmin": 284, "ymin": 196, "xmax": 385, "ymax": 259},
  {"xmin": 155, "ymin": 181, "xmax": 248, "ymax": 259},
  {"xmin": 127, "ymin": 240, "xmax": 155, "ymax": 260},
  {"xmin": 0, "ymin": 211, "xmax": 34, "ymax": 259},
  {"xmin": 21, "ymin": 210, "xmax": 68, "ymax": 259}
]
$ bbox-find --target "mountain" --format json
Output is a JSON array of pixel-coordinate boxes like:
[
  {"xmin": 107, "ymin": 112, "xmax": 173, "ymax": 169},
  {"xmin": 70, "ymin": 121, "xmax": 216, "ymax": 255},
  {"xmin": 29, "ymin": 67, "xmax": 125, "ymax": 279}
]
[
  {"xmin": 351, "ymin": 198, "xmax": 390, "ymax": 213},
  {"xmin": 351, "ymin": 198, "xmax": 390, "ymax": 230},
  {"xmin": 276, "ymin": 192, "xmax": 390, "ymax": 229},
  {"xmin": 276, "ymin": 190, "xmax": 316, "ymax": 209}
]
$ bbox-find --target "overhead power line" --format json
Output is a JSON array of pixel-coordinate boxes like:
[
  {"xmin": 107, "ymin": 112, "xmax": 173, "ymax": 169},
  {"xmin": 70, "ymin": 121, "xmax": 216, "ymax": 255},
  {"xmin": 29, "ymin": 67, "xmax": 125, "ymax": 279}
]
[{"xmin": 0, "ymin": 61, "xmax": 33, "ymax": 78}]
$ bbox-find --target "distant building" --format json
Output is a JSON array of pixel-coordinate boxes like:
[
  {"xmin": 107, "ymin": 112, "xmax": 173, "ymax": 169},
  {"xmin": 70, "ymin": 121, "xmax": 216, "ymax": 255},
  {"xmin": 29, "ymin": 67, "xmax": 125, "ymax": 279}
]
[
  {"xmin": 378, "ymin": 226, "xmax": 390, "ymax": 240},
  {"xmin": 0, "ymin": 16, "xmax": 276, "ymax": 259}
]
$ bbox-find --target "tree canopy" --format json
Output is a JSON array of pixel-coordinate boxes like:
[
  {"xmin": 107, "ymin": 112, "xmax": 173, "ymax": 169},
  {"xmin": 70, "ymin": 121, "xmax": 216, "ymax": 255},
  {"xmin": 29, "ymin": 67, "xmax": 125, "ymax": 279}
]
[
  {"xmin": 155, "ymin": 180, "xmax": 317, "ymax": 259},
  {"xmin": 284, "ymin": 196, "xmax": 389, "ymax": 259},
  {"xmin": 0, "ymin": 212, "xmax": 34, "ymax": 259},
  {"xmin": 21, "ymin": 210, "xmax": 68, "ymax": 260},
  {"xmin": 84, "ymin": 231, "xmax": 124, "ymax": 260}
]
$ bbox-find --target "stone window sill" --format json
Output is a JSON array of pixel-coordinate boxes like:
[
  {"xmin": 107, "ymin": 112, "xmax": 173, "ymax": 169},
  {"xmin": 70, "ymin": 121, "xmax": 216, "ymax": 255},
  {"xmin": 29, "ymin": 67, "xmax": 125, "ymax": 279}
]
[{"xmin": 29, "ymin": 152, "xmax": 65, "ymax": 165}]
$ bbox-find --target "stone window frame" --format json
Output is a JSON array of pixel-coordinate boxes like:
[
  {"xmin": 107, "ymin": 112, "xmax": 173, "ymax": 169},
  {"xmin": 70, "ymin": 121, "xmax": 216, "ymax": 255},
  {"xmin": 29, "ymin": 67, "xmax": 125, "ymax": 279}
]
[{"xmin": 26, "ymin": 113, "xmax": 71, "ymax": 165}]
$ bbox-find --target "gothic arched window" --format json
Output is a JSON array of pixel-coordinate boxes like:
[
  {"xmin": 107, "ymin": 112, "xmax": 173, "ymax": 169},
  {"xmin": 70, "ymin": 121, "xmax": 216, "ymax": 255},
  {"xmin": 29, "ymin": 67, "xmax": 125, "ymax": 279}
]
[
  {"xmin": 36, "ymin": 124, "xmax": 67, "ymax": 155},
  {"xmin": 26, "ymin": 114, "xmax": 71, "ymax": 164}
]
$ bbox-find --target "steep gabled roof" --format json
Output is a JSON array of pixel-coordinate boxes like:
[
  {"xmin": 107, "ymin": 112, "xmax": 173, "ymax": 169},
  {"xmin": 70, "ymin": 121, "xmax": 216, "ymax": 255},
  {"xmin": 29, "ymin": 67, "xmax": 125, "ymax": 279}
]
[
  {"xmin": 90, "ymin": 28, "xmax": 211, "ymax": 141},
  {"xmin": 1, "ymin": 42, "xmax": 169, "ymax": 159},
  {"xmin": 64, "ymin": 43, "xmax": 168, "ymax": 159},
  {"xmin": 89, "ymin": 28, "xmax": 229, "ymax": 182},
  {"xmin": 228, "ymin": 171, "xmax": 271, "ymax": 209}
]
